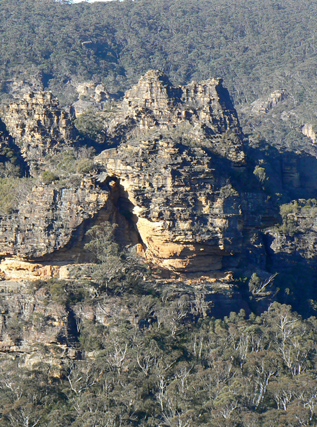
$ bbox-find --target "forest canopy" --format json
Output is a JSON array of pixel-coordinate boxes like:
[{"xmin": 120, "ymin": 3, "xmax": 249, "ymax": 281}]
[{"xmin": 0, "ymin": 0, "xmax": 316, "ymax": 119}]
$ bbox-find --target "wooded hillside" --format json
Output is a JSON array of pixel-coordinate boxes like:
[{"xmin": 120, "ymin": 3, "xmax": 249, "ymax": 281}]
[{"xmin": 0, "ymin": 0, "xmax": 316, "ymax": 118}]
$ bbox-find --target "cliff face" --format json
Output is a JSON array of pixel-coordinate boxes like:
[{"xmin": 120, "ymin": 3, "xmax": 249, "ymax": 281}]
[
  {"xmin": 122, "ymin": 71, "xmax": 240, "ymax": 131},
  {"xmin": 0, "ymin": 69, "xmax": 317, "ymax": 359},
  {"xmin": 0, "ymin": 177, "xmax": 113, "ymax": 281},
  {"xmin": 97, "ymin": 139, "xmax": 243, "ymax": 272},
  {"xmin": 110, "ymin": 70, "xmax": 245, "ymax": 164},
  {"xmin": 0, "ymin": 70, "xmax": 277, "ymax": 277},
  {"xmin": 0, "ymin": 178, "xmax": 109, "ymax": 259},
  {"xmin": 95, "ymin": 71, "xmax": 275, "ymax": 273},
  {"xmin": 1, "ymin": 92, "xmax": 77, "ymax": 175}
]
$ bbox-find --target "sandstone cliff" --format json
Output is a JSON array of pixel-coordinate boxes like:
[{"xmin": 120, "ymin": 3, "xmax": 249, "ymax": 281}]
[
  {"xmin": 1, "ymin": 92, "xmax": 77, "ymax": 175},
  {"xmin": 0, "ymin": 70, "xmax": 278, "ymax": 278},
  {"xmin": 0, "ymin": 178, "xmax": 109, "ymax": 259},
  {"xmin": 96, "ymin": 139, "xmax": 243, "ymax": 272},
  {"xmin": 0, "ymin": 70, "xmax": 316, "ymax": 361},
  {"xmin": 95, "ymin": 71, "xmax": 276, "ymax": 273},
  {"xmin": 107, "ymin": 70, "xmax": 245, "ymax": 164}
]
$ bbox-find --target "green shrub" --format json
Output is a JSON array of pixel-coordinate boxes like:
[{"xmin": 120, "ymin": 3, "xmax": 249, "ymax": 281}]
[
  {"xmin": 49, "ymin": 280, "xmax": 68, "ymax": 304},
  {"xmin": 253, "ymin": 165, "xmax": 267, "ymax": 183},
  {"xmin": 44, "ymin": 149, "xmax": 96, "ymax": 179},
  {"xmin": 277, "ymin": 199, "xmax": 317, "ymax": 236},
  {"xmin": 78, "ymin": 320, "xmax": 104, "ymax": 351},
  {"xmin": 76, "ymin": 158, "xmax": 95, "ymax": 174},
  {"xmin": 74, "ymin": 110, "xmax": 106, "ymax": 142},
  {"xmin": 280, "ymin": 200, "xmax": 300, "ymax": 218},
  {"xmin": 42, "ymin": 170, "xmax": 59, "ymax": 184},
  {"xmin": 0, "ymin": 177, "xmax": 34, "ymax": 214}
]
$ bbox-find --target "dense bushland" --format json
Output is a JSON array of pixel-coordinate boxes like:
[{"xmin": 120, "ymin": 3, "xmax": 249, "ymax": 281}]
[
  {"xmin": 2, "ymin": 284, "xmax": 317, "ymax": 426},
  {"xmin": 0, "ymin": 0, "xmax": 316, "ymax": 118},
  {"xmin": 1, "ymin": 225, "xmax": 317, "ymax": 426}
]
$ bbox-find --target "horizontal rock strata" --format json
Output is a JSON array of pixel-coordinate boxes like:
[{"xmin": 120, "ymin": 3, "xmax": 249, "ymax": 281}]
[{"xmin": 0, "ymin": 178, "xmax": 108, "ymax": 259}]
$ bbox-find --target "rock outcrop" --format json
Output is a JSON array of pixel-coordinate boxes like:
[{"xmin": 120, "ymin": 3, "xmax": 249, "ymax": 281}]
[
  {"xmin": 0, "ymin": 70, "xmax": 277, "ymax": 277},
  {"xmin": 250, "ymin": 90, "xmax": 287, "ymax": 115},
  {"xmin": 71, "ymin": 81, "xmax": 110, "ymax": 116},
  {"xmin": 1, "ymin": 69, "xmax": 317, "ymax": 363},
  {"xmin": 1, "ymin": 92, "xmax": 77, "ymax": 175},
  {"xmin": 95, "ymin": 71, "xmax": 276, "ymax": 273},
  {"xmin": 0, "ymin": 178, "xmax": 109, "ymax": 260},
  {"xmin": 97, "ymin": 140, "xmax": 244, "ymax": 272},
  {"xmin": 302, "ymin": 123, "xmax": 316, "ymax": 144},
  {"xmin": 108, "ymin": 70, "xmax": 245, "ymax": 164}
]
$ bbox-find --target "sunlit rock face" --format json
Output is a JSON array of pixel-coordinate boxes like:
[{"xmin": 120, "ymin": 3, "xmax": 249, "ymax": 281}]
[
  {"xmin": 96, "ymin": 138, "xmax": 244, "ymax": 272},
  {"xmin": 119, "ymin": 70, "xmax": 245, "ymax": 164},
  {"xmin": 0, "ymin": 70, "xmax": 276, "ymax": 276},
  {"xmin": 1, "ymin": 91, "xmax": 77, "ymax": 175},
  {"xmin": 96, "ymin": 71, "xmax": 274, "ymax": 273}
]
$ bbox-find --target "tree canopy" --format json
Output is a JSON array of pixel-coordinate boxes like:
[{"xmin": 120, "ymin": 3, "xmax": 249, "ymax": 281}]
[{"xmin": 0, "ymin": 0, "xmax": 316, "ymax": 118}]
